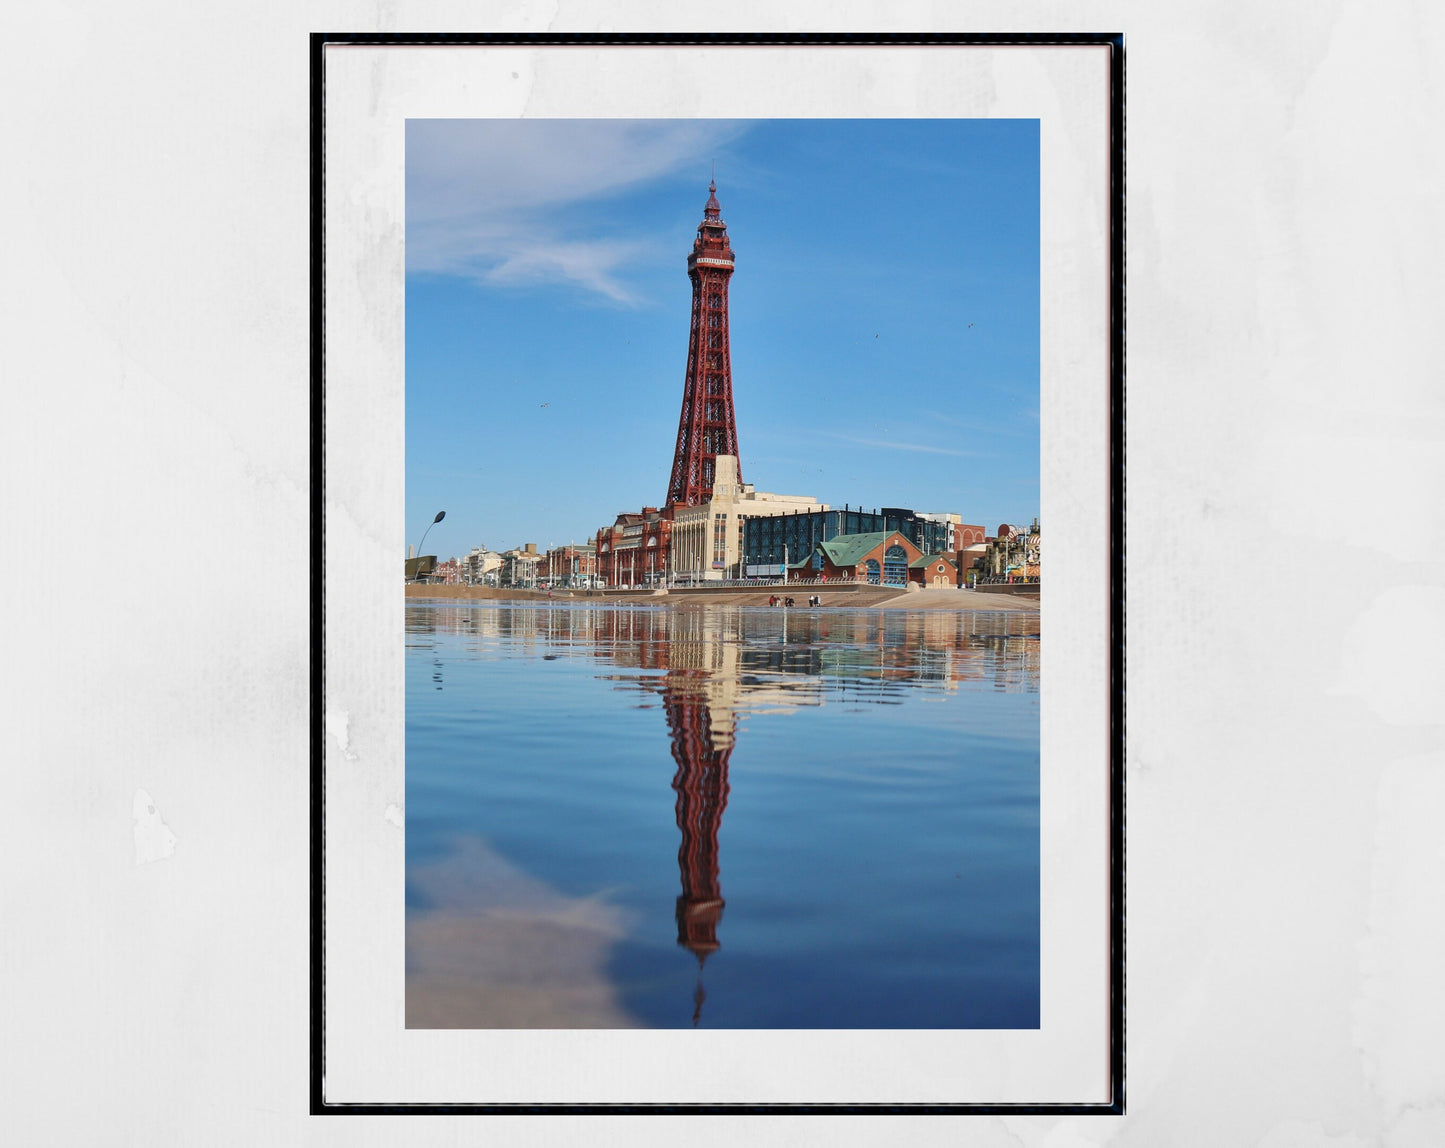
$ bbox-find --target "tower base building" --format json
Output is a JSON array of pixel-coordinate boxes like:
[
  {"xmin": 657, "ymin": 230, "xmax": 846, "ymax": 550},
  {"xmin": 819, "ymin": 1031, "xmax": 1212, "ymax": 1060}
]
[{"xmin": 667, "ymin": 456, "xmax": 823, "ymax": 583}]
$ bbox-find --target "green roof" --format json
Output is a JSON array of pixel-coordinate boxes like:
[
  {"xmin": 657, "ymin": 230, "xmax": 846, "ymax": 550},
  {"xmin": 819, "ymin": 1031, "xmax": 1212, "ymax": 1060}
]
[
  {"xmin": 909, "ymin": 553, "xmax": 953, "ymax": 569},
  {"xmin": 817, "ymin": 531, "xmax": 893, "ymax": 568}
]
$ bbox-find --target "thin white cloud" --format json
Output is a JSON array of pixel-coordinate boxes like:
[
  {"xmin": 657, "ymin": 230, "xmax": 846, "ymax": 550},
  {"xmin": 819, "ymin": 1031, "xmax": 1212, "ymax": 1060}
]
[
  {"xmin": 924, "ymin": 408, "xmax": 1040, "ymax": 437},
  {"xmin": 820, "ymin": 432, "xmax": 976, "ymax": 458},
  {"xmin": 485, "ymin": 237, "xmax": 649, "ymax": 303},
  {"xmin": 406, "ymin": 119, "xmax": 747, "ymax": 303}
]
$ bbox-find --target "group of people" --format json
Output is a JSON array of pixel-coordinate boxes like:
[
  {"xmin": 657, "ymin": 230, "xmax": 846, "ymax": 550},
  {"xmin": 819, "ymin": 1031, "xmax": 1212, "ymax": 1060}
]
[{"xmin": 767, "ymin": 594, "xmax": 823, "ymax": 608}]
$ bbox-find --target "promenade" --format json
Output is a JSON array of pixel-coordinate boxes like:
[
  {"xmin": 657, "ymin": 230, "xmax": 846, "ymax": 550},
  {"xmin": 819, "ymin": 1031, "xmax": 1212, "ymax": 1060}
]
[{"xmin": 404, "ymin": 582, "xmax": 1040, "ymax": 613}]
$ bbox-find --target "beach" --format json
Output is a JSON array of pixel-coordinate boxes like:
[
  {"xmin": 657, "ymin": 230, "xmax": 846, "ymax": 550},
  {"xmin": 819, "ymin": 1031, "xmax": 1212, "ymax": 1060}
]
[{"xmin": 404, "ymin": 582, "xmax": 1040, "ymax": 612}]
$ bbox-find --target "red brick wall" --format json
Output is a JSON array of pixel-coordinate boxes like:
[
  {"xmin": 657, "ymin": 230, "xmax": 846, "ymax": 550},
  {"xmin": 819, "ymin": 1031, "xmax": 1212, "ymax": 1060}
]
[{"xmin": 910, "ymin": 555, "xmax": 959, "ymax": 586}]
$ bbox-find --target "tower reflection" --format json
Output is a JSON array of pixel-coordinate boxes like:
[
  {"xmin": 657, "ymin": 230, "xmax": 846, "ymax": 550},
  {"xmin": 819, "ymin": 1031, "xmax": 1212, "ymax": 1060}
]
[{"xmin": 663, "ymin": 673, "xmax": 733, "ymax": 1024}]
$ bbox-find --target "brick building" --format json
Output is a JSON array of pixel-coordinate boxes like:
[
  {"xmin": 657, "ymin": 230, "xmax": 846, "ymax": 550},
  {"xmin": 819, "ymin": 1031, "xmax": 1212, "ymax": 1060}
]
[
  {"xmin": 909, "ymin": 552, "xmax": 961, "ymax": 588},
  {"xmin": 787, "ymin": 530, "xmax": 924, "ymax": 586},
  {"xmin": 540, "ymin": 543, "xmax": 599, "ymax": 588},
  {"xmin": 595, "ymin": 509, "xmax": 673, "ymax": 589}
]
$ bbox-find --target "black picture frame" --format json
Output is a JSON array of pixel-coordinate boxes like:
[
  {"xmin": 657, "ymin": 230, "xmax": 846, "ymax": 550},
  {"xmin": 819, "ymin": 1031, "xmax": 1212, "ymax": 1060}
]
[{"xmin": 310, "ymin": 30, "xmax": 1125, "ymax": 1116}]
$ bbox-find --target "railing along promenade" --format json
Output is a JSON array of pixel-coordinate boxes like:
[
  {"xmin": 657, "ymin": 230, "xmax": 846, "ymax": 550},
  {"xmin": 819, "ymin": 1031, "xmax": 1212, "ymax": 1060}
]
[{"xmin": 405, "ymin": 577, "xmax": 1040, "ymax": 600}]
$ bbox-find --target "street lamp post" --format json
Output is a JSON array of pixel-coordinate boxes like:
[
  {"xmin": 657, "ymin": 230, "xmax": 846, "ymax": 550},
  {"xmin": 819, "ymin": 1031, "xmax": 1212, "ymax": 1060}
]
[{"xmin": 413, "ymin": 510, "xmax": 445, "ymax": 581}]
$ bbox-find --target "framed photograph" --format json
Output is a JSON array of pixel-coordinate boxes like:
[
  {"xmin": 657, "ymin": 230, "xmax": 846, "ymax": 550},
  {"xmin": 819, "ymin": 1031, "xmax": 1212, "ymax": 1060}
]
[{"xmin": 315, "ymin": 32, "xmax": 1122, "ymax": 1112}]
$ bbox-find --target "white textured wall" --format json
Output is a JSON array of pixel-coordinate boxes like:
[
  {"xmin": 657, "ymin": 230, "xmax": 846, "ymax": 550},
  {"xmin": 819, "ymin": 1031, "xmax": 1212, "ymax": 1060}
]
[{"xmin": 3, "ymin": 2, "xmax": 1442, "ymax": 1145}]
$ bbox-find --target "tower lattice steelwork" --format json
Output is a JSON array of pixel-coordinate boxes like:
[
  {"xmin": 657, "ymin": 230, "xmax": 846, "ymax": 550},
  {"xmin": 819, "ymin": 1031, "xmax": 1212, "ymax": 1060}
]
[{"xmin": 666, "ymin": 180, "xmax": 741, "ymax": 507}]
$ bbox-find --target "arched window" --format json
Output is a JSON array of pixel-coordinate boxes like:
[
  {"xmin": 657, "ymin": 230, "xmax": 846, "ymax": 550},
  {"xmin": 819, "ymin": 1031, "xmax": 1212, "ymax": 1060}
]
[
  {"xmin": 883, "ymin": 545, "xmax": 908, "ymax": 586},
  {"xmin": 865, "ymin": 559, "xmax": 880, "ymax": 584}
]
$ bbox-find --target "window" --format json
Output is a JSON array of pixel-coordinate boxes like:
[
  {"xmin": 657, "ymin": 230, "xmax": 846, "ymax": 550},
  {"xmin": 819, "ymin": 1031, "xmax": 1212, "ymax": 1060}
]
[
  {"xmin": 883, "ymin": 545, "xmax": 908, "ymax": 586},
  {"xmin": 865, "ymin": 559, "xmax": 880, "ymax": 584}
]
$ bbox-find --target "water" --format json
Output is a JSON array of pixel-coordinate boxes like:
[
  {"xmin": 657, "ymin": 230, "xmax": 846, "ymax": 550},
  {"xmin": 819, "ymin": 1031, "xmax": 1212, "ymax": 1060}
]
[{"xmin": 405, "ymin": 601, "xmax": 1039, "ymax": 1029}]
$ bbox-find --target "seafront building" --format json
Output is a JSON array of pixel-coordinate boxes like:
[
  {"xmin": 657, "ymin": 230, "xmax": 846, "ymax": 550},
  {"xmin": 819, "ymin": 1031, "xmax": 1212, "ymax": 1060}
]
[
  {"xmin": 780, "ymin": 529, "xmax": 960, "ymax": 589},
  {"xmin": 499, "ymin": 543, "xmax": 541, "ymax": 588},
  {"xmin": 786, "ymin": 530, "xmax": 924, "ymax": 586},
  {"xmin": 540, "ymin": 542, "xmax": 599, "ymax": 589},
  {"xmin": 461, "ymin": 546, "xmax": 503, "ymax": 585},
  {"xmin": 911, "ymin": 551, "xmax": 963, "ymax": 588},
  {"xmin": 667, "ymin": 456, "xmax": 823, "ymax": 583},
  {"xmin": 595, "ymin": 507, "xmax": 671, "ymax": 589},
  {"xmin": 743, "ymin": 507, "xmax": 982, "ymax": 579},
  {"xmin": 979, "ymin": 521, "xmax": 1041, "ymax": 581}
]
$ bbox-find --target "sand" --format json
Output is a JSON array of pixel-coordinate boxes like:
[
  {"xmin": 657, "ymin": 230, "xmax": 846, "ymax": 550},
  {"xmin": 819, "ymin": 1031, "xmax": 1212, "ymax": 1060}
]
[{"xmin": 407, "ymin": 583, "xmax": 1040, "ymax": 612}]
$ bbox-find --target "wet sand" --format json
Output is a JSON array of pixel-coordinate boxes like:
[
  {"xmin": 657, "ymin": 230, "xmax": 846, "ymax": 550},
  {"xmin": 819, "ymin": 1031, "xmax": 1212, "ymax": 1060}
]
[{"xmin": 873, "ymin": 587, "xmax": 1040, "ymax": 612}]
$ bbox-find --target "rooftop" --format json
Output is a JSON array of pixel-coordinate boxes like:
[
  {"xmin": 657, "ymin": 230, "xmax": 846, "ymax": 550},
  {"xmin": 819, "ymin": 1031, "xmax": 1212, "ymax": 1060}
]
[{"xmin": 817, "ymin": 531, "xmax": 896, "ymax": 568}]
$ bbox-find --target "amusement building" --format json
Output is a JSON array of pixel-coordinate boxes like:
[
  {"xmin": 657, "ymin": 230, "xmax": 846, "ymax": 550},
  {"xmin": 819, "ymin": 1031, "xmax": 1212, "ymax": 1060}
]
[{"xmin": 590, "ymin": 181, "xmax": 1015, "ymax": 590}]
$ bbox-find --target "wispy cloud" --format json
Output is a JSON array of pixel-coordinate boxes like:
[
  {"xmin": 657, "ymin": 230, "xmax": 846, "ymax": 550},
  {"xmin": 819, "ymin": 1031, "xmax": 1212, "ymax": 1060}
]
[
  {"xmin": 819, "ymin": 432, "xmax": 976, "ymax": 458},
  {"xmin": 406, "ymin": 119, "xmax": 748, "ymax": 303},
  {"xmin": 923, "ymin": 407, "xmax": 1040, "ymax": 437}
]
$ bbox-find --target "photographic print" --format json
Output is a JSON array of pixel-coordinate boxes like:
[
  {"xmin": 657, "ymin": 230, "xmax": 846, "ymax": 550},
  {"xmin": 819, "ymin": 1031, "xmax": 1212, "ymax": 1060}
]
[
  {"xmin": 318, "ymin": 36, "xmax": 1117, "ymax": 1109},
  {"xmin": 402, "ymin": 118, "xmax": 1043, "ymax": 1030}
]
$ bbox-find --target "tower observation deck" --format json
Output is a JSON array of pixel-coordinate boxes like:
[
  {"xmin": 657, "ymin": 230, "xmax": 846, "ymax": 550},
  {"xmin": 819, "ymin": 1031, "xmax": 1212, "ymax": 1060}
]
[{"xmin": 666, "ymin": 180, "xmax": 741, "ymax": 507}]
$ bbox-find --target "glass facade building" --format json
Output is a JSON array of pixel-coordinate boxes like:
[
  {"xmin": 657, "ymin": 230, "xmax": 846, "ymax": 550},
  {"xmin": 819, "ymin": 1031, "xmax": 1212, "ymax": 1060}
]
[{"xmin": 743, "ymin": 507, "xmax": 953, "ymax": 575}]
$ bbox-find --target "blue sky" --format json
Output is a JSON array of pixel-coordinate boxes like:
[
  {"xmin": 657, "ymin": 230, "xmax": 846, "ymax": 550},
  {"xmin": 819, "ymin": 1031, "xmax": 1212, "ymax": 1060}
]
[{"xmin": 406, "ymin": 118, "xmax": 1038, "ymax": 559}]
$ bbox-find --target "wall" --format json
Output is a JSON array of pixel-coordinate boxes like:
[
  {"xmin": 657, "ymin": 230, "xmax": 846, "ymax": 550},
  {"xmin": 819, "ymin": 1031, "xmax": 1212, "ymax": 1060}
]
[{"xmin": 5, "ymin": 3, "xmax": 1444, "ymax": 1146}]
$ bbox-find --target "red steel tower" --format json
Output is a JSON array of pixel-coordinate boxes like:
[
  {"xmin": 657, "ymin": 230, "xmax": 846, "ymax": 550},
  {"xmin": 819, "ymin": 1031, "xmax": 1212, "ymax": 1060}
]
[{"xmin": 666, "ymin": 180, "xmax": 741, "ymax": 507}]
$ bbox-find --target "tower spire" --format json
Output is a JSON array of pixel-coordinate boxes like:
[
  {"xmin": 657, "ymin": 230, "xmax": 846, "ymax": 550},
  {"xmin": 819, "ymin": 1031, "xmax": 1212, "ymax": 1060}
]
[{"xmin": 666, "ymin": 182, "xmax": 740, "ymax": 506}]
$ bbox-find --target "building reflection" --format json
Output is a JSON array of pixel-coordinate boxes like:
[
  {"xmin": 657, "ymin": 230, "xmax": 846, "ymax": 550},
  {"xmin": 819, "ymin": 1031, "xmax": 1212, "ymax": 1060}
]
[
  {"xmin": 406, "ymin": 601, "xmax": 1040, "ymax": 695},
  {"xmin": 405, "ymin": 601, "xmax": 1040, "ymax": 1023}
]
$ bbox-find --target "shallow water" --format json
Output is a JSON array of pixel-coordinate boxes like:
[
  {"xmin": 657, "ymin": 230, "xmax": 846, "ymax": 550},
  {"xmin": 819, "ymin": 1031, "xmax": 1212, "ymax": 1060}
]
[{"xmin": 405, "ymin": 601, "xmax": 1039, "ymax": 1029}]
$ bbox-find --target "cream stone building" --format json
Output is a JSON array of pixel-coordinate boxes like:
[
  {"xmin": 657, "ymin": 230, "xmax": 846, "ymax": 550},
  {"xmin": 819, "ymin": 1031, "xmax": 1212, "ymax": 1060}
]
[{"xmin": 667, "ymin": 455, "xmax": 825, "ymax": 582}]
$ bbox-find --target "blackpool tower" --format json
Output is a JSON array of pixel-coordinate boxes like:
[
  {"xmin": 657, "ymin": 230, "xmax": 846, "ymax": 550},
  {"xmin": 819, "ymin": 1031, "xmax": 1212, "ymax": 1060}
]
[{"xmin": 666, "ymin": 180, "xmax": 742, "ymax": 507}]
